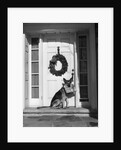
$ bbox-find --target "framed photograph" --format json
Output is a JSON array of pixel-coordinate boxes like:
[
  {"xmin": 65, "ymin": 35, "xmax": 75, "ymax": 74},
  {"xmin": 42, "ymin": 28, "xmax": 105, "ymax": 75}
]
[{"xmin": 8, "ymin": 8, "xmax": 113, "ymax": 142}]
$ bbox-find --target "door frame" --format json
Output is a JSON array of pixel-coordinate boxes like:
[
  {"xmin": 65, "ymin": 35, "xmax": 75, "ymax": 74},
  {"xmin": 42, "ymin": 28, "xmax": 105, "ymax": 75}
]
[{"xmin": 27, "ymin": 30, "xmax": 90, "ymax": 108}]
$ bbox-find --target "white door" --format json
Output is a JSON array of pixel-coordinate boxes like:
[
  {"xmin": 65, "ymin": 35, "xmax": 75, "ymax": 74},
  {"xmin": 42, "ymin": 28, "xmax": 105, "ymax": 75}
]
[{"xmin": 43, "ymin": 32, "xmax": 75, "ymax": 106}]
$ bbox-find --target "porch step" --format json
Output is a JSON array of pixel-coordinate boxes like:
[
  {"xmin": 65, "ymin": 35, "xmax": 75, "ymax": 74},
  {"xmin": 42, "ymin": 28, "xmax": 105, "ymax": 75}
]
[{"xmin": 23, "ymin": 106, "xmax": 91, "ymax": 116}]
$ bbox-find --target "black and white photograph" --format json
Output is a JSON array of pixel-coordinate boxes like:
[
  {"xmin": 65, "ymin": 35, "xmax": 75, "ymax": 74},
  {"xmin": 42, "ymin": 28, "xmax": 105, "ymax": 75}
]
[{"xmin": 23, "ymin": 23, "xmax": 98, "ymax": 127}]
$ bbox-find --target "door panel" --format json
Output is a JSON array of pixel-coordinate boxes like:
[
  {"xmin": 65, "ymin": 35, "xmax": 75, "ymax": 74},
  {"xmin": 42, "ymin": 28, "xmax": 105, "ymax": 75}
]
[{"xmin": 43, "ymin": 33, "xmax": 75, "ymax": 106}]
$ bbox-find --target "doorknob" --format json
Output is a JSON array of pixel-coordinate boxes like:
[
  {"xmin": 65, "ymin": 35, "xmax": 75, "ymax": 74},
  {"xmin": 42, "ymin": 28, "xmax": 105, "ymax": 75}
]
[{"xmin": 72, "ymin": 69, "xmax": 74, "ymax": 74}]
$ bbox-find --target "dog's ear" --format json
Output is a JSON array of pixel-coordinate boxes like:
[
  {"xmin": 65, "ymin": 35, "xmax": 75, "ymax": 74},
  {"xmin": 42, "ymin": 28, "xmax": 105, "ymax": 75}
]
[
  {"xmin": 70, "ymin": 77, "xmax": 73, "ymax": 83},
  {"xmin": 63, "ymin": 78, "xmax": 66, "ymax": 83},
  {"xmin": 70, "ymin": 72, "xmax": 74, "ymax": 83}
]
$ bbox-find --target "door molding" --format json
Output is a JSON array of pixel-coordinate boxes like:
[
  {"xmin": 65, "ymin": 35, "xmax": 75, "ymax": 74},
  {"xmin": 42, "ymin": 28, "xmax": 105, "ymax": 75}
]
[{"xmin": 26, "ymin": 29, "xmax": 93, "ymax": 108}]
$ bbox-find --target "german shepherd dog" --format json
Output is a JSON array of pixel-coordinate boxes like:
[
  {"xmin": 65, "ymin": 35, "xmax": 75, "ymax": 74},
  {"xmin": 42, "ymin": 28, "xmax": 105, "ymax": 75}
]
[{"xmin": 50, "ymin": 73, "xmax": 76, "ymax": 109}]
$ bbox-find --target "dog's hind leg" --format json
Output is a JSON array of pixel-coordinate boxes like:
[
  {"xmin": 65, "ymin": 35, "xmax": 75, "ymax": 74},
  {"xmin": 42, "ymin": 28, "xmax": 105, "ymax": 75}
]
[
  {"xmin": 57, "ymin": 102, "xmax": 63, "ymax": 109},
  {"xmin": 51, "ymin": 99, "xmax": 61, "ymax": 108}
]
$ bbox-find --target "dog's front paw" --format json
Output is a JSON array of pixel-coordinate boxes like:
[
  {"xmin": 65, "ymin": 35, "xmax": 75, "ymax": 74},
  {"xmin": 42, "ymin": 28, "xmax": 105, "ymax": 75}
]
[{"xmin": 62, "ymin": 107, "xmax": 67, "ymax": 109}]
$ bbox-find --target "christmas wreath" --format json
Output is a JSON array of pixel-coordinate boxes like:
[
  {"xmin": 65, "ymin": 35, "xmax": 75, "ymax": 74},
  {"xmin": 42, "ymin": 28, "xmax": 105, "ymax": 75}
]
[{"xmin": 48, "ymin": 47, "xmax": 68, "ymax": 76}]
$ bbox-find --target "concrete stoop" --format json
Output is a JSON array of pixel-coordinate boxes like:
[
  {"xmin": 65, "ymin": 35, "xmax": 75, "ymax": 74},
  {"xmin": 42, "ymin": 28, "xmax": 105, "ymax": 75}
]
[{"xmin": 23, "ymin": 106, "xmax": 95, "ymax": 117}]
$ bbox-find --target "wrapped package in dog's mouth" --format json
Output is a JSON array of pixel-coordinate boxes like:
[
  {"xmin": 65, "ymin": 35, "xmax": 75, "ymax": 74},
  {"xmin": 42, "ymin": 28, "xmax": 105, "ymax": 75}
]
[{"xmin": 64, "ymin": 84, "xmax": 75, "ymax": 93}]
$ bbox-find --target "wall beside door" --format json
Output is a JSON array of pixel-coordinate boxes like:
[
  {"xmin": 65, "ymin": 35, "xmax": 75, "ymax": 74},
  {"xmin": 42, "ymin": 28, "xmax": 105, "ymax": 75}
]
[
  {"xmin": 24, "ymin": 34, "xmax": 30, "ymax": 108},
  {"xmin": 89, "ymin": 24, "xmax": 98, "ymax": 111}
]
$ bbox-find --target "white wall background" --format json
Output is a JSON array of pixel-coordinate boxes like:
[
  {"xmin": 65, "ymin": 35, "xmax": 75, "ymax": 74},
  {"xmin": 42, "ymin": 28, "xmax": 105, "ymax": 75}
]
[{"xmin": 8, "ymin": 8, "xmax": 113, "ymax": 142}]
